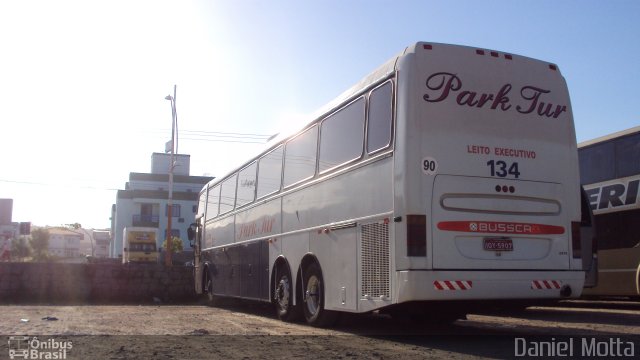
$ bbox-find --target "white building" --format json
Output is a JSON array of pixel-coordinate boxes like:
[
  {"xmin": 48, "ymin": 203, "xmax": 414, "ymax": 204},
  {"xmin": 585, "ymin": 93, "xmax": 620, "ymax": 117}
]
[
  {"xmin": 110, "ymin": 153, "xmax": 213, "ymax": 258},
  {"xmin": 48, "ymin": 228, "xmax": 82, "ymax": 258},
  {"xmin": 93, "ymin": 230, "xmax": 110, "ymax": 258},
  {"xmin": 0, "ymin": 199, "xmax": 18, "ymax": 254},
  {"xmin": 73, "ymin": 228, "xmax": 111, "ymax": 258},
  {"xmin": 0, "ymin": 223, "xmax": 18, "ymax": 254}
]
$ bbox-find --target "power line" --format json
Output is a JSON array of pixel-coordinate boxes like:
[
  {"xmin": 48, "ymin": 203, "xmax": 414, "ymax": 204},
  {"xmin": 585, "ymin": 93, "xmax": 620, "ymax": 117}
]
[
  {"xmin": 179, "ymin": 138, "xmax": 267, "ymax": 144},
  {"xmin": 0, "ymin": 179, "xmax": 119, "ymax": 191},
  {"xmin": 147, "ymin": 128, "xmax": 272, "ymax": 139},
  {"xmin": 180, "ymin": 129, "xmax": 273, "ymax": 138},
  {"xmin": 141, "ymin": 128, "xmax": 274, "ymax": 144}
]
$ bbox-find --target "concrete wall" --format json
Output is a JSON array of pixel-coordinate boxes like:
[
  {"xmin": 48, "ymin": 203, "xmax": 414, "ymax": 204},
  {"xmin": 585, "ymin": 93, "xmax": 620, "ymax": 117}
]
[{"xmin": 0, "ymin": 262, "xmax": 196, "ymax": 304}]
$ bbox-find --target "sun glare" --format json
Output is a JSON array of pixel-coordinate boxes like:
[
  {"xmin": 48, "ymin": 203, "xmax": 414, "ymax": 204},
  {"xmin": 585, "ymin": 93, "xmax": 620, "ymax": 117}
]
[{"xmin": 267, "ymin": 111, "xmax": 312, "ymax": 145}]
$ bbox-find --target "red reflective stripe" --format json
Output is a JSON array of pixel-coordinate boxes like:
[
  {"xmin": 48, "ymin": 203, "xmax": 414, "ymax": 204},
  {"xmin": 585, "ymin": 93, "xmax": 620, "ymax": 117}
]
[
  {"xmin": 434, "ymin": 280, "xmax": 472, "ymax": 290},
  {"xmin": 532, "ymin": 280, "xmax": 562, "ymax": 289},
  {"xmin": 437, "ymin": 221, "xmax": 565, "ymax": 235}
]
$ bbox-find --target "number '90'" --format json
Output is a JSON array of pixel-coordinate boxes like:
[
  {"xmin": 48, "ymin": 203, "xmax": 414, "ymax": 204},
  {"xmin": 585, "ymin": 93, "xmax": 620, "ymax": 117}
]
[{"xmin": 423, "ymin": 159, "xmax": 436, "ymax": 172}]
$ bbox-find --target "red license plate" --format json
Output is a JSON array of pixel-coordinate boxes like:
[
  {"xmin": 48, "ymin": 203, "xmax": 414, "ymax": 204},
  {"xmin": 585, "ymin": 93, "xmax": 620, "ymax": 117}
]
[{"xmin": 483, "ymin": 237, "xmax": 513, "ymax": 251}]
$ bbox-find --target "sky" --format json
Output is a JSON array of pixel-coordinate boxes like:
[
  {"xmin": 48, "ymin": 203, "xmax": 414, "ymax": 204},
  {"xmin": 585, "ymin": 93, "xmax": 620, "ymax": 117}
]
[{"xmin": 0, "ymin": 0, "xmax": 638, "ymax": 229}]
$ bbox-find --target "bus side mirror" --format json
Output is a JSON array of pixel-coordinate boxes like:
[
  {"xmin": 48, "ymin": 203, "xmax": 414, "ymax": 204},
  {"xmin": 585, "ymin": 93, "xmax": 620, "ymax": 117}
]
[
  {"xmin": 187, "ymin": 223, "xmax": 196, "ymax": 244},
  {"xmin": 187, "ymin": 223, "xmax": 196, "ymax": 241}
]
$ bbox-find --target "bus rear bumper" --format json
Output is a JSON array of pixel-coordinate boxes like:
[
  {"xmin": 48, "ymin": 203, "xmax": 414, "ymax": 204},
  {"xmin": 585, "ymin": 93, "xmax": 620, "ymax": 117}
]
[{"xmin": 395, "ymin": 270, "xmax": 585, "ymax": 303}]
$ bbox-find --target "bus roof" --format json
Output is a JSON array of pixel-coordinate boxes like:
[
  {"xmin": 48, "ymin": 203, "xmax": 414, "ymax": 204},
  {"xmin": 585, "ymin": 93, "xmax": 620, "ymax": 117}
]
[
  {"xmin": 578, "ymin": 125, "xmax": 640, "ymax": 149},
  {"xmin": 278, "ymin": 41, "xmax": 561, "ymax": 141},
  {"xmin": 264, "ymin": 53, "xmax": 400, "ymax": 147},
  {"xmin": 207, "ymin": 46, "xmax": 403, "ymax": 188},
  {"xmin": 204, "ymin": 41, "xmax": 565, "ymax": 190}
]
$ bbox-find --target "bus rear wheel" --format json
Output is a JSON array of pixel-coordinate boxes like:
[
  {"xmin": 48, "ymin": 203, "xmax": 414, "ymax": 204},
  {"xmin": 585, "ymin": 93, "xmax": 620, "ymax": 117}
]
[
  {"xmin": 302, "ymin": 262, "xmax": 338, "ymax": 327},
  {"xmin": 274, "ymin": 266, "xmax": 300, "ymax": 321},
  {"xmin": 636, "ymin": 268, "xmax": 640, "ymax": 298}
]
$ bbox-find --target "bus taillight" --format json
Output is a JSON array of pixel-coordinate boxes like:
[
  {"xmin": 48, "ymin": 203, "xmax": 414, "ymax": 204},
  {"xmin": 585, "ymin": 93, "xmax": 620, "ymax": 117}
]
[
  {"xmin": 407, "ymin": 215, "xmax": 427, "ymax": 257},
  {"xmin": 571, "ymin": 221, "xmax": 581, "ymax": 259}
]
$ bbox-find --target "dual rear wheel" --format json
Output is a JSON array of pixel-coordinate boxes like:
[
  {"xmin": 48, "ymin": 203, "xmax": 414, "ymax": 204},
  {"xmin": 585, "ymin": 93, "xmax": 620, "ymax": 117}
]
[
  {"xmin": 301, "ymin": 262, "xmax": 338, "ymax": 327},
  {"xmin": 273, "ymin": 262, "xmax": 337, "ymax": 327},
  {"xmin": 274, "ymin": 266, "xmax": 299, "ymax": 322}
]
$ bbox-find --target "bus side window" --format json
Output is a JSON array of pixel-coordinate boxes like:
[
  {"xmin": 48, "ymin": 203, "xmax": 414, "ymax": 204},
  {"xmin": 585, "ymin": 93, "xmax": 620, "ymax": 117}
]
[
  {"xmin": 197, "ymin": 191, "xmax": 206, "ymax": 219},
  {"xmin": 578, "ymin": 142, "xmax": 614, "ymax": 185},
  {"xmin": 284, "ymin": 125, "xmax": 318, "ymax": 187},
  {"xmin": 257, "ymin": 146, "xmax": 283, "ymax": 199},
  {"xmin": 367, "ymin": 81, "xmax": 393, "ymax": 154},
  {"xmin": 219, "ymin": 174, "xmax": 238, "ymax": 214},
  {"xmin": 207, "ymin": 184, "xmax": 220, "ymax": 220},
  {"xmin": 319, "ymin": 97, "xmax": 365, "ymax": 173},
  {"xmin": 237, "ymin": 162, "xmax": 257, "ymax": 207},
  {"xmin": 615, "ymin": 133, "xmax": 640, "ymax": 178}
]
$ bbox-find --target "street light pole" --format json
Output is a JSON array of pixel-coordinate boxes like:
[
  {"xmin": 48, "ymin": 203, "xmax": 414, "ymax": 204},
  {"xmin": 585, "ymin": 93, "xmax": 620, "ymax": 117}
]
[{"xmin": 164, "ymin": 85, "xmax": 177, "ymax": 266}]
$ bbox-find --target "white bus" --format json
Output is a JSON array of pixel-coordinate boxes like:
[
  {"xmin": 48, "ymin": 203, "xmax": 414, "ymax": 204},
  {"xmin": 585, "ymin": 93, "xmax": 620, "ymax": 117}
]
[
  {"xmin": 579, "ymin": 126, "xmax": 640, "ymax": 298},
  {"xmin": 188, "ymin": 42, "xmax": 592, "ymax": 326}
]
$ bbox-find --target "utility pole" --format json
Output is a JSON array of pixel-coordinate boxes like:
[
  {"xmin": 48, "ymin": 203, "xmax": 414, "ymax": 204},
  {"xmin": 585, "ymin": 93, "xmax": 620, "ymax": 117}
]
[{"xmin": 164, "ymin": 85, "xmax": 177, "ymax": 266}]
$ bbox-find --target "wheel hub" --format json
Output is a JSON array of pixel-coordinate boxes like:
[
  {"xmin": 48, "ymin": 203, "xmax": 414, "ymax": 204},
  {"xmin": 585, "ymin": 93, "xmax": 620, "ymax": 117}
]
[{"xmin": 276, "ymin": 277, "xmax": 290, "ymax": 308}]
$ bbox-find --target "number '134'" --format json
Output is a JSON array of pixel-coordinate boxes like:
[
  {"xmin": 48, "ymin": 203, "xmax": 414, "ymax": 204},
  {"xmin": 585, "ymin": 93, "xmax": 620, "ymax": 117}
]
[{"xmin": 487, "ymin": 160, "xmax": 520, "ymax": 178}]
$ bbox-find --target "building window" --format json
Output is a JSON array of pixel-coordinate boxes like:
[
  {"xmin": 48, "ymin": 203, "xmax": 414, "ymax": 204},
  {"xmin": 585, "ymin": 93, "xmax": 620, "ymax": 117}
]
[{"xmin": 165, "ymin": 204, "xmax": 181, "ymax": 217}]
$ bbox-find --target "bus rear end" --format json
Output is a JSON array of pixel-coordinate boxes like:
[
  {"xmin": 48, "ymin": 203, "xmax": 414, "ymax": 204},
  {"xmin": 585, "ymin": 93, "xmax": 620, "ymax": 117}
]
[{"xmin": 394, "ymin": 43, "xmax": 586, "ymax": 303}]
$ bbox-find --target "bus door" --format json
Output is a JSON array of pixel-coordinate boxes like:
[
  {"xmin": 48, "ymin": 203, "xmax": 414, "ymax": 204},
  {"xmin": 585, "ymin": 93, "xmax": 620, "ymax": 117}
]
[{"xmin": 188, "ymin": 219, "xmax": 204, "ymax": 293}]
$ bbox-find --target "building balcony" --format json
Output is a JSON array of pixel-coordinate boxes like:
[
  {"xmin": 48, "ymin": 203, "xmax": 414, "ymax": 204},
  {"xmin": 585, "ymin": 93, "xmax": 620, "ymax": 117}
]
[{"xmin": 132, "ymin": 214, "xmax": 159, "ymax": 227}]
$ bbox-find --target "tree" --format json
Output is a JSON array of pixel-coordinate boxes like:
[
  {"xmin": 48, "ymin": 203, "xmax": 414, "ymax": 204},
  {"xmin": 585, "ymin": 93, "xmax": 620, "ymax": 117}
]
[
  {"xmin": 162, "ymin": 236, "xmax": 183, "ymax": 253},
  {"xmin": 11, "ymin": 237, "xmax": 32, "ymax": 260},
  {"xmin": 29, "ymin": 228, "xmax": 50, "ymax": 261}
]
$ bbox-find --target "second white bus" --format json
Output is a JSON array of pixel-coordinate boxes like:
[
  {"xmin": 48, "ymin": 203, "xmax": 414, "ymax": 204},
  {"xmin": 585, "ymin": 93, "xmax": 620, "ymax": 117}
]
[{"xmin": 188, "ymin": 42, "xmax": 592, "ymax": 326}]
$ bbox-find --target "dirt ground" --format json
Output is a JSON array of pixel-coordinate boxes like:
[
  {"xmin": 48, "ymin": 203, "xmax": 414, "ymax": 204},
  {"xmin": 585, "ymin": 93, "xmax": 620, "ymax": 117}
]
[{"xmin": 1, "ymin": 300, "xmax": 639, "ymax": 359}]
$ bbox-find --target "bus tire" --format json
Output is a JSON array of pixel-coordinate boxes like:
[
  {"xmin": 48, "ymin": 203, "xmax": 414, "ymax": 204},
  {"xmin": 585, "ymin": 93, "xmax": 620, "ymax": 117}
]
[
  {"xmin": 302, "ymin": 262, "xmax": 338, "ymax": 327},
  {"xmin": 274, "ymin": 265, "xmax": 300, "ymax": 322},
  {"xmin": 636, "ymin": 265, "xmax": 640, "ymax": 297}
]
